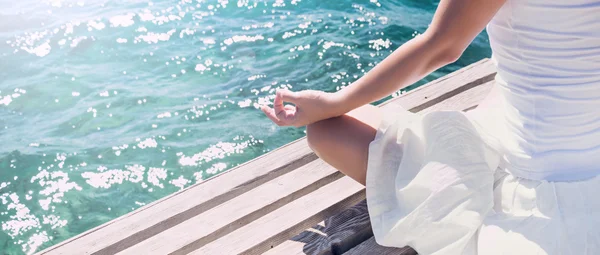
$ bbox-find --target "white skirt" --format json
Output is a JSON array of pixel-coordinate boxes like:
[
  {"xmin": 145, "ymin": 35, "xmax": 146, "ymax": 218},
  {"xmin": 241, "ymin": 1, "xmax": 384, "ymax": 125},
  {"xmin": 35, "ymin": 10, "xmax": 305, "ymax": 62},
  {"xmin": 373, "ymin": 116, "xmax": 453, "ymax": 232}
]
[{"xmin": 366, "ymin": 89, "xmax": 600, "ymax": 254}]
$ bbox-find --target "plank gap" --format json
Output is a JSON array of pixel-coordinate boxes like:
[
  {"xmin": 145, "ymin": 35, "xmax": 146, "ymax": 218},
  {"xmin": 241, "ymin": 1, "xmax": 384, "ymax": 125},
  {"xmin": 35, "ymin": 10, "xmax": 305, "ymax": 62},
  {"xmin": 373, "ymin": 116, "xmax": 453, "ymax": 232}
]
[
  {"xmin": 409, "ymin": 72, "xmax": 495, "ymax": 113},
  {"xmin": 172, "ymin": 171, "xmax": 345, "ymax": 254},
  {"xmin": 95, "ymin": 149, "xmax": 318, "ymax": 254}
]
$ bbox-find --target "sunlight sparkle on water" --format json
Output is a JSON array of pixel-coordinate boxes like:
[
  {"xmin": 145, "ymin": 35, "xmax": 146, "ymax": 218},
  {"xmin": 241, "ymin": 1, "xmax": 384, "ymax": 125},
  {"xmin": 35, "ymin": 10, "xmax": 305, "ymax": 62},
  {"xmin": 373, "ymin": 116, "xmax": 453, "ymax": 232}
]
[{"xmin": 0, "ymin": 0, "xmax": 455, "ymax": 254}]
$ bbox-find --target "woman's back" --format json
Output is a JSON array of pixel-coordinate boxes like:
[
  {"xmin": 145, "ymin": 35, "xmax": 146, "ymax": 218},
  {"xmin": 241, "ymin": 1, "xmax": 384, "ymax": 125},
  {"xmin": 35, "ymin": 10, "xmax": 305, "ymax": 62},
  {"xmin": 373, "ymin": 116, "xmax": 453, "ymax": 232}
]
[{"xmin": 487, "ymin": 0, "xmax": 600, "ymax": 181}]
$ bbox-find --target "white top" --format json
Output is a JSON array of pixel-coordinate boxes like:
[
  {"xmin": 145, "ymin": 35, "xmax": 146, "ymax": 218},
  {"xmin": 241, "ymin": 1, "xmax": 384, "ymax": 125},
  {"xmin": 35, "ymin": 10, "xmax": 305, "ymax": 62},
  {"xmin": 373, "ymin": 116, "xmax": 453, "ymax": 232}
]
[{"xmin": 486, "ymin": 0, "xmax": 600, "ymax": 181}]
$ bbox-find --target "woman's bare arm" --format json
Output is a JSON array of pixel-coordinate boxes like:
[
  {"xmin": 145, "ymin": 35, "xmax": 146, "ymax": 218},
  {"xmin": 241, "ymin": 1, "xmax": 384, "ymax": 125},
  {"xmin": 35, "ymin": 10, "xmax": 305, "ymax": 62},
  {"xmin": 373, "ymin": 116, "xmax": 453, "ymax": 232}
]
[
  {"xmin": 333, "ymin": 0, "xmax": 507, "ymax": 113},
  {"xmin": 262, "ymin": 0, "xmax": 507, "ymax": 127}
]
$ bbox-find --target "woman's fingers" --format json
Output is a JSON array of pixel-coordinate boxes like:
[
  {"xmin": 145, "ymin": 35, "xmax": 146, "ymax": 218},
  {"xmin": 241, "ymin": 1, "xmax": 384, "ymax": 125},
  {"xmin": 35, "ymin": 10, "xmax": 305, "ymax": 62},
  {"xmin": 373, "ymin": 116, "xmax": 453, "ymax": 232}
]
[
  {"xmin": 284, "ymin": 104, "xmax": 296, "ymax": 112},
  {"xmin": 261, "ymin": 104, "xmax": 298, "ymax": 126},
  {"xmin": 273, "ymin": 90, "xmax": 285, "ymax": 114},
  {"xmin": 283, "ymin": 105, "xmax": 297, "ymax": 123},
  {"xmin": 276, "ymin": 104, "xmax": 297, "ymax": 121},
  {"xmin": 261, "ymin": 106, "xmax": 283, "ymax": 125},
  {"xmin": 276, "ymin": 89, "xmax": 299, "ymax": 104},
  {"xmin": 262, "ymin": 89, "xmax": 302, "ymax": 126},
  {"xmin": 273, "ymin": 89, "xmax": 297, "ymax": 115}
]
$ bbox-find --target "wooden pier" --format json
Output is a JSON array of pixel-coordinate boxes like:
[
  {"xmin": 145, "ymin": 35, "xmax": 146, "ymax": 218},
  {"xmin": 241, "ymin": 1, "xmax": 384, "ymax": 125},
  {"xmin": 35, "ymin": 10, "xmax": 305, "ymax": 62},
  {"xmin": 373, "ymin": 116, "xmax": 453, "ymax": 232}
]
[{"xmin": 37, "ymin": 58, "xmax": 497, "ymax": 255}]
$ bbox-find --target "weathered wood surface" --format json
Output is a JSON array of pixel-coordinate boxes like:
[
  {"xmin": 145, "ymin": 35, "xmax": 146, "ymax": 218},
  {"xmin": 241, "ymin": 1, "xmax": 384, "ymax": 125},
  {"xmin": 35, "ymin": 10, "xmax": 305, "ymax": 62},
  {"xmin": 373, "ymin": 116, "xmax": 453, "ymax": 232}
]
[
  {"xmin": 420, "ymin": 79, "xmax": 495, "ymax": 114},
  {"xmin": 191, "ymin": 176, "xmax": 365, "ymax": 255},
  {"xmin": 121, "ymin": 159, "xmax": 343, "ymax": 254},
  {"xmin": 345, "ymin": 237, "xmax": 417, "ymax": 255},
  {"xmin": 387, "ymin": 58, "xmax": 496, "ymax": 112},
  {"xmin": 38, "ymin": 138, "xmax": 316, "ymax": 255},
  {"xmin": 264, "ymin": 201, "xmax": 374, "ymax": 255},
  {"xmin": 36, "ymin": 58, "xmax": 497, "ymax": 255}
]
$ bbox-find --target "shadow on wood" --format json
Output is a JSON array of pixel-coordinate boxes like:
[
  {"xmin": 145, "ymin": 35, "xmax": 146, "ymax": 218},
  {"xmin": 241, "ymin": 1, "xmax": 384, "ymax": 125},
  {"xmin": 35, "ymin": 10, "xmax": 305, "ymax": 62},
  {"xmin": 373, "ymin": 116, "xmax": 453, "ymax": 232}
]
[{"xmin": 274, "ymin": 200, "xmax": 417, "ymax": 255}]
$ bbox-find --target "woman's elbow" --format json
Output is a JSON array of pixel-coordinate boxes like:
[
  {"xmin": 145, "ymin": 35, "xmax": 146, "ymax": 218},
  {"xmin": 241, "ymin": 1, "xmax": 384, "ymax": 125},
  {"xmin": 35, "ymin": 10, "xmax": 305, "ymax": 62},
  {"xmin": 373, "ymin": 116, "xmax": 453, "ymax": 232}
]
[
  {"xmin": 422, "ymin": 31, "xmax": 466, "ymax": 65},
  {"xmin": 439, "ymin": 47, "xmax": 463, "ymax": 64}
]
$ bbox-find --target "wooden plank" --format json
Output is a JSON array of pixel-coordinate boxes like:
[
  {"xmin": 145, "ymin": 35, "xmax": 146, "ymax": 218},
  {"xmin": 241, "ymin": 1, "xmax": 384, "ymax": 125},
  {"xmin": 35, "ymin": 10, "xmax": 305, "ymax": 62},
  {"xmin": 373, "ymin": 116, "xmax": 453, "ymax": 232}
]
[
  {"xmin": 386, "ymin": 58, "xmax": 496, "ymax": 112},
  {"xmin": 262, "ymin": 221, "xmax": 331, "ymax": 255},
  {"xmin": 38, "ymin": 58, "xmax": 497, "ymax": 255},
  {"xmin": 39, "ymin": 139, "xmax": 316, "ymax": 255},
  {"xmin": 420, "ymin": 79, "xmax": 495, "ymax": 114},
  {"xmin": 119, "ymin": 159, "xmax": 341, "ymax": 255},
  {"xmin": 343, "ymin": 237, "xmax": 417, "ymax": 255},
  {"xmin": 190, "ymin": 176, "xmax": 366, "ymax": 255},
  {"xmin": 265, "ymin": 200, "xmax": 372, "ymax": 255},
  {"xmin": 262, "ymin": 240, "xmax": 307, "ymax": 255}
]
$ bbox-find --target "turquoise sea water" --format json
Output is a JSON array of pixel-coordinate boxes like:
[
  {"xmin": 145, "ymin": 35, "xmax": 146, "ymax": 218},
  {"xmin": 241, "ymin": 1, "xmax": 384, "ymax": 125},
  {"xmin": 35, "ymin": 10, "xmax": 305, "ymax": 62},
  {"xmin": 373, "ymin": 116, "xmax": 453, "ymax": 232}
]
[{"xmin": 0, "ymin": 0, "xmax": 491, "ymax": 254}]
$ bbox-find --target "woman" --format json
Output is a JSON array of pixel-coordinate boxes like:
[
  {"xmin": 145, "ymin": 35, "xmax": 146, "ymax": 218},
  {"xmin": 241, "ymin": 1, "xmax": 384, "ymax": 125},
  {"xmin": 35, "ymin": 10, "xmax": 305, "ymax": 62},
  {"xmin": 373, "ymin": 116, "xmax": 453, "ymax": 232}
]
[{"xmin": 262, "ymin": 0, "xmax": 600, "ymax": 254}]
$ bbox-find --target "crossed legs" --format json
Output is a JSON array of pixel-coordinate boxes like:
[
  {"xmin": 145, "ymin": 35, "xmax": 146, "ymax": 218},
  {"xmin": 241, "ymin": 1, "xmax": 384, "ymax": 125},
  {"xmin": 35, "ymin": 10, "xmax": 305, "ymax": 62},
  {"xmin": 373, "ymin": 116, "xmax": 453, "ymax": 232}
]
[{"xmin": 306, "ymin": 105, "xmax": 383, "ymax": 185}]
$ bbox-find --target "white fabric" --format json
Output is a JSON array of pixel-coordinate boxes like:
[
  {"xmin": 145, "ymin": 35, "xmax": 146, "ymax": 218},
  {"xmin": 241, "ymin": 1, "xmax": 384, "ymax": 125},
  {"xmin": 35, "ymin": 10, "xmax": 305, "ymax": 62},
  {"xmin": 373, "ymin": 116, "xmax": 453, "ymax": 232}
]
[
  {"xmin": 487, "ymin": 0, "xmax": 600, "ymax": 181},
  {"xmin": 365, "ymin": 1, "xmax": 600, "ymax": 252},
  {"xmin": 366, "ymin": 101, "xmax": 600, "ymax": 255}
]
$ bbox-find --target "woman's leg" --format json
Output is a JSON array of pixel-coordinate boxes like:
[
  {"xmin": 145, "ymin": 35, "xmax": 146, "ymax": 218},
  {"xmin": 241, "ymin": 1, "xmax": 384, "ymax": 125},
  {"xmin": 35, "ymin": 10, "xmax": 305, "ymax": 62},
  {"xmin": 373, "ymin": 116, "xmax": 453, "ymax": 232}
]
[{"xmin": 306, "ymin": 105, "xmax": 383, "ymax": 185}]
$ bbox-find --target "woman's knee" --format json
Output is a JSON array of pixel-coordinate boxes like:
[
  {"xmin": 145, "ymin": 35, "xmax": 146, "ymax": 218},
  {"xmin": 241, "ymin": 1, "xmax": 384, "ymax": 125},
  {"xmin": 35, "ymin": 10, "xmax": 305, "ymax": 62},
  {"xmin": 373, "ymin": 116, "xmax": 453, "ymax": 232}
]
[{"xmin": 306, "ymin": 119, "xmax": 335, "ymax": 155}]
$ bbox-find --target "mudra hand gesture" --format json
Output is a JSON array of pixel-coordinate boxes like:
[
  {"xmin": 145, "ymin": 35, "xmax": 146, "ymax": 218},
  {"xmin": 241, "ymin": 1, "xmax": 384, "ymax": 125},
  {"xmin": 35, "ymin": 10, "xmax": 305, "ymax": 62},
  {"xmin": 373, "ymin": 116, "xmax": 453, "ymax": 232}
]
[{"xmin": 261, "ymin": 89, "xmax": 343, "ymax": 127}]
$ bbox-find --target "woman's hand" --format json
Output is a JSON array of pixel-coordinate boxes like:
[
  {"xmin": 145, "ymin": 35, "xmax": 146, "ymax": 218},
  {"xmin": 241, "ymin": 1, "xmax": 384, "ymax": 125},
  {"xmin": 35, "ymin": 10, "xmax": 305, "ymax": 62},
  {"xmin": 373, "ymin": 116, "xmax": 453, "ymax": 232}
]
[{"xmin": 261, "ymin": 89, "xmax": 344, "ymax": 127}]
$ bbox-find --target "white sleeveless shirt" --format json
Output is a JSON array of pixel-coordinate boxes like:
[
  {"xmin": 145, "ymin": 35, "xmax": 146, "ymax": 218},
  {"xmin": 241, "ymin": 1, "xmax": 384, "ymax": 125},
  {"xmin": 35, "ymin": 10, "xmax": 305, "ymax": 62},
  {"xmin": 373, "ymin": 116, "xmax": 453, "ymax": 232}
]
[{"xmin": 486, "ymin": 0, "xmax": 600, "ymax": 181}]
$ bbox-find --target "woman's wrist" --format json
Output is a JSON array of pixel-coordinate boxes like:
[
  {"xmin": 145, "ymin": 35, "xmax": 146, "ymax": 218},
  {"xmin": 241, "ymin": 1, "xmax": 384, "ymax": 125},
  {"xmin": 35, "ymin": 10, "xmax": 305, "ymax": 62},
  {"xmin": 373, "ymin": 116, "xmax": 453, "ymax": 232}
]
[{"xmin": 329, "ymin": 90, "xmax": 355, "ymax": 117}]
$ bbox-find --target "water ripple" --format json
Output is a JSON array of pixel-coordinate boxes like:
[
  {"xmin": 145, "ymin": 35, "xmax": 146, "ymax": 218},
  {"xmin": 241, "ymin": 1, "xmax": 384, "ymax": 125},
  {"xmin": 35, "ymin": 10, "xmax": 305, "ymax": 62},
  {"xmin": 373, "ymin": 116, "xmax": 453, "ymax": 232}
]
[{"xmin": 0, "ymin": 0, "xmax": 490, "ymax": 254}]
